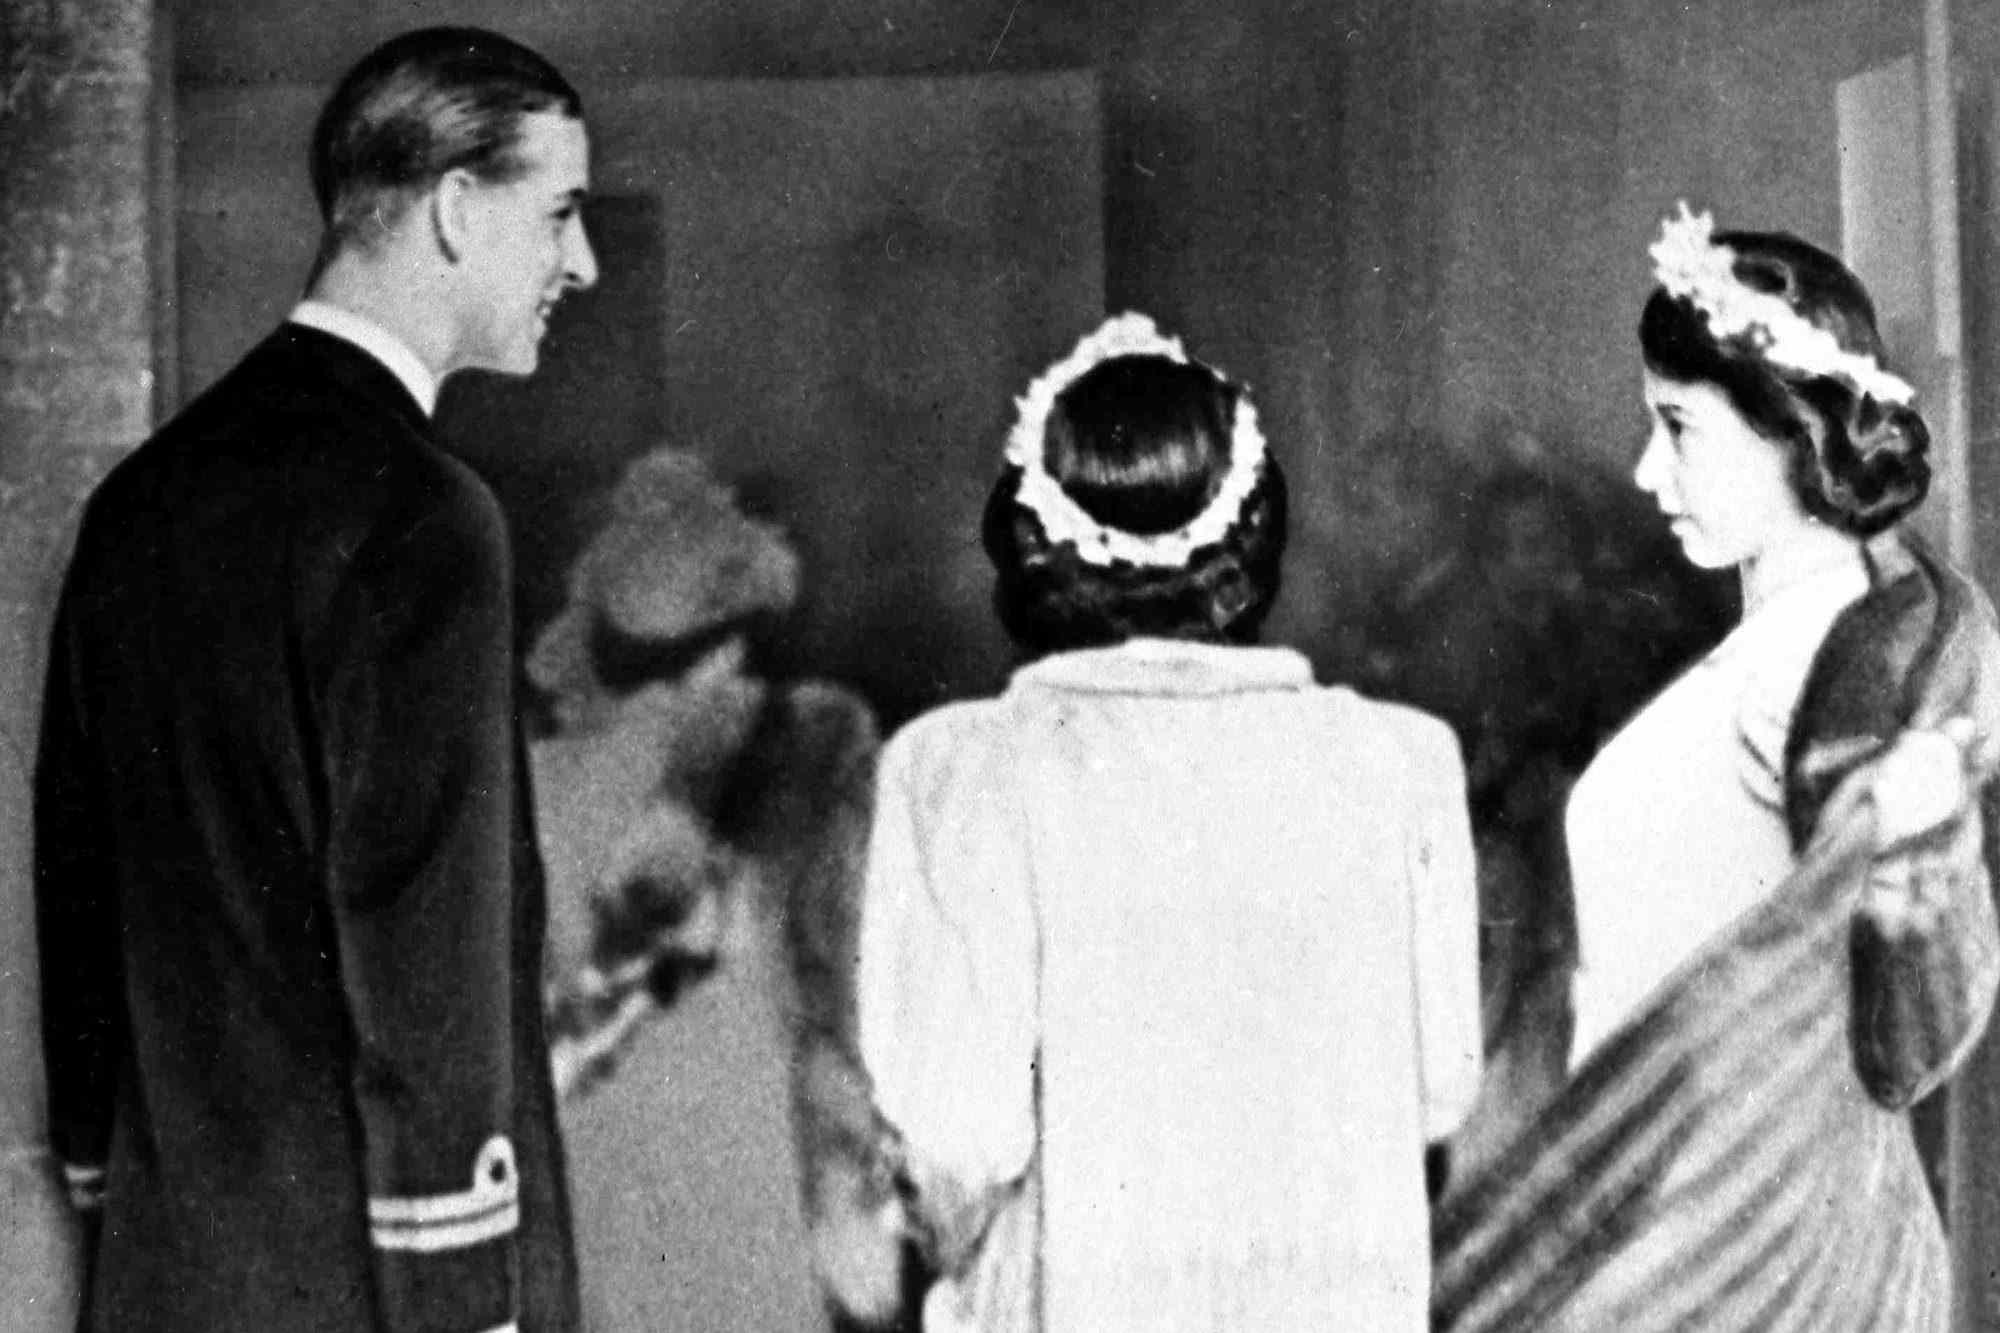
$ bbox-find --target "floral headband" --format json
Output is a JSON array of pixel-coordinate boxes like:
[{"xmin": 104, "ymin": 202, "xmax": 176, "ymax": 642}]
[
  {"xmin": 1004, "ymin": 312, "xmax": 1268, "ymax": 568},
  {"xmin": 1649, "ymin": 202, "xmax": 1915, "ymax": 406}
]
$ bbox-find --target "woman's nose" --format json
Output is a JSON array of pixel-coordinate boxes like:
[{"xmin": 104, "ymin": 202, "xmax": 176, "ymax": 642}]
[{"xmin": 1633, "ymin": 429, "xmax": 1669, "ymax": 499}]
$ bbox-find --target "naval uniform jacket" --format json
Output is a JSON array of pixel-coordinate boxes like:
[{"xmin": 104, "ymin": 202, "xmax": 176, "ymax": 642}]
[{"xmin": 34, "ymin": 325, "xmax": 580, "ymax": 1333}]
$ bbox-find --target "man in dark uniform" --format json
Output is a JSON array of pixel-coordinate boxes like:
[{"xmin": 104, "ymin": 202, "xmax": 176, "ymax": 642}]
[{"xmin": 34, "ymin": 27, "xmax": 597, "ymax": 1332}]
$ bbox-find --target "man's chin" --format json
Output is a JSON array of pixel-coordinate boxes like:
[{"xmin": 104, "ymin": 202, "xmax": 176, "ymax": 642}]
[{"xmin": 470, "ymin": 349, "xmax": 542, "ymax": 379}]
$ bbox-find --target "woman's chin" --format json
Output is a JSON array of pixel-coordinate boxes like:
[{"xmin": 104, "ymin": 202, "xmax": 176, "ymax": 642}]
[
  {"xmin": 1680, "ymin": 546, "xmax": 1732, "ymax": 571},
  {"xmin": 1667, "ymin": 525, "xmax": 1732, "ymax": 570}
]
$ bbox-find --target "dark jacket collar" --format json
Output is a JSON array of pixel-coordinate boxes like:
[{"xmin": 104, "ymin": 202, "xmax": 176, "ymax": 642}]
[{"xmin": 262, "ymin": 323, "xmax": 435, "ymax": 437}]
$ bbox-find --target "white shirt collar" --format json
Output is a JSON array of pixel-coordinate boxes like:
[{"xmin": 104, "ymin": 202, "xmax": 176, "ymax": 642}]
[{"xmin": 287, "ymin": 300, "xmax": 440, "ymax": 416}]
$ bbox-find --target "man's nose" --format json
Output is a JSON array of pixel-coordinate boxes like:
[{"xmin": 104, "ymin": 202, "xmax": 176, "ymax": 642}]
[{"xmin": 565, "ymin": 219, "xmax": 599, "ymax": 292}]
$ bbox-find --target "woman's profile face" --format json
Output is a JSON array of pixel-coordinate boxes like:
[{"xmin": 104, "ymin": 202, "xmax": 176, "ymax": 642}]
[{"xmin": 1635, "ymin": 369, "xmax": 1807, "ymax": 569}]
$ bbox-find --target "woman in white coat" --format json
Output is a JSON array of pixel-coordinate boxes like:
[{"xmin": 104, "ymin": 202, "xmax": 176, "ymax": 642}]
[{"xmin": 856, "ymin": 314, "xmax": 1483, "ymax": 1332}]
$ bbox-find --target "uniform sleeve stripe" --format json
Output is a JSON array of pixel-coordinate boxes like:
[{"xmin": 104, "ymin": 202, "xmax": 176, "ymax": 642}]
[
  {"xmin": 370, "ymin": 1195, "xmax": 516, "ymax": 1232},
  {"xmin": 367, "ymin": 1186, "xmax": 517, "ymax": 1226},
  {"xmin": 370, "ymin": 1200, "xmax": 520, "ymax": 1252},
  {"xmin": 62, "ymin": 1162, "xmax": 107, "ymax": 1212}
]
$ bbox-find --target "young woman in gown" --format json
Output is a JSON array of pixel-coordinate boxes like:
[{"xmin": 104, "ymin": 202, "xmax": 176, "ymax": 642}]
[
  {"xmin": 1432, "ymin": 207, "xmax": 2000, "ymax": 1332},
  {"xmin": 857, "ymin": 314, "xmax": 1483, "ymax": 1332}
]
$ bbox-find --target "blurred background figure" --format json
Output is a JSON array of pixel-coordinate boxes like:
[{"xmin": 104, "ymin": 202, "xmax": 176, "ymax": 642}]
[
  {"xmin": 1358, "ymin": 431, "xmax": 1733, "ymax": 1160},
  {"xmin": 528, "ymin": 446, "xmax": 917, "ymax": 1331}
]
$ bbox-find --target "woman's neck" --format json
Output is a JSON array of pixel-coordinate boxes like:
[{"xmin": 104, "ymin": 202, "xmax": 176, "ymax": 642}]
[{"xmin": 1738, "ymin": 519, "xmax": 1865, "ymax": 616}]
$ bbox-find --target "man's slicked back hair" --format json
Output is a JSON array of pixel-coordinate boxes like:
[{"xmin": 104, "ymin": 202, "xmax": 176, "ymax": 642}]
[{"xmin": 309, "ymin": 26, "xmax": 581, "ymax": 259}]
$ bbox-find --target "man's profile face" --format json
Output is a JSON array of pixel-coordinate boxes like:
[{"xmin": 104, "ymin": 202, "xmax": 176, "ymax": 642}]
[{"xmin": 456, "ymin": 110, "xmax": 598, "ymax": 377}]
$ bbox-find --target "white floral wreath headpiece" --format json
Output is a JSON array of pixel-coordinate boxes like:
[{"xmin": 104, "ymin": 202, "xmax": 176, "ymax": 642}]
[
  {"xmin": 1004, "ymin": 312, "xmax": 1268, "ymax": 568},
  {"xmin": 1649, "ymin": 201, "xmax": 1915, "ymax": 406}
]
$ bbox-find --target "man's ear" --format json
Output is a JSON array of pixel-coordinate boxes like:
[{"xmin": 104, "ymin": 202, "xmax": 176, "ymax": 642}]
[{"xmin": 431, "ymin": 169, "xmax": 478, "ymax": 264}]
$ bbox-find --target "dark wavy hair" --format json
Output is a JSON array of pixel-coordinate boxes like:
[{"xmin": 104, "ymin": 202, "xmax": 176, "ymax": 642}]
[
  {"xmin": 309, "ymin": 27, "xmax": 582, "ymax": 261},
  {"xmin": 1638, "ymin": 229, "xmax": 1929, "ymax": 536},
  {"xmin": 984, "ymin": 353, "xmax": 1289, "ymax": 656}
]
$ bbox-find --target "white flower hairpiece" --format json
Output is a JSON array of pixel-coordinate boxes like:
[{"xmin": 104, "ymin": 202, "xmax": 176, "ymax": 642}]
[
  {"xmin": 1649, "ymin": 201, "xmax": 1915, "ymax": 406},
  {"xmin": 1004, "ymin": 312, "xmax": 1268, "ymax": 568}
]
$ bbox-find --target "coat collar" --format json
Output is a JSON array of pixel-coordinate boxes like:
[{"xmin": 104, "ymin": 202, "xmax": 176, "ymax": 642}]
[
  {"xmin": 1010, "ymin": 637, "xmax": 1316, "ymax": 699},
  {"xmin": 1784, "ymin": 533, "xmax": 2000, "ymax": 850}
]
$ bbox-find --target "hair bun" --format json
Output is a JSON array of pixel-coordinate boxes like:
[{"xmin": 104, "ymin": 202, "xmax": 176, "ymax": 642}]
[
  {"xmin": 985, "ymin": 457, "xmax": 1291, "ymax": 653},
  {"xmin": 1810, "ymin": 397, "xmax": 1930, "ymax": 537}
]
